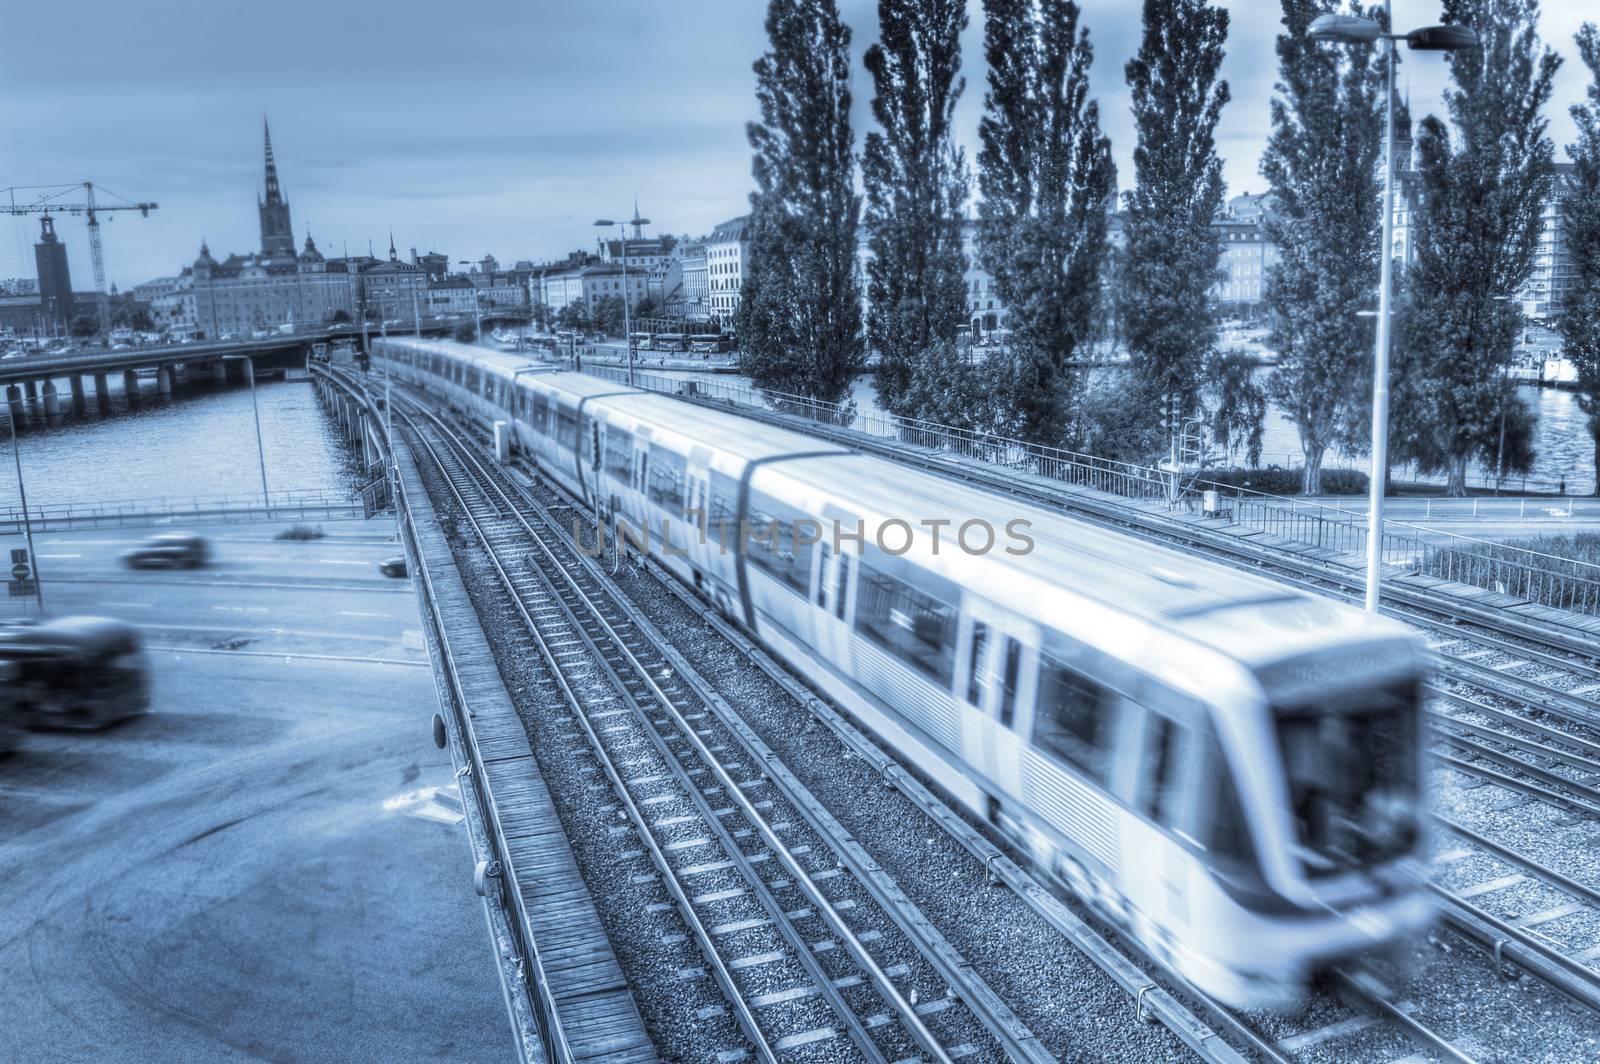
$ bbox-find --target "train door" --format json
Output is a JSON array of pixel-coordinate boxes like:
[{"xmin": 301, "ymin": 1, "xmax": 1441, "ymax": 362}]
[
  {"xmin": 956, "ymin": 598, "xmax": 1038, "ymax": 808},
  {"xmin": 814, "ymin": 509, "xmax": 857, "ymax": 666},
  {"xmin": 684, "ymin": 448, "xmax": 715, "ymax": 580}
]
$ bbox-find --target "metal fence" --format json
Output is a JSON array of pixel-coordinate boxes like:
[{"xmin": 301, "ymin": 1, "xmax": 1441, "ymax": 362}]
[
  {"xmin": 589, "ymin": 365, "xmax": 1600, "ymax": 617},
  {"xmin": 0, "ymin": 488, "xmax": 363, "ymax": 533}
]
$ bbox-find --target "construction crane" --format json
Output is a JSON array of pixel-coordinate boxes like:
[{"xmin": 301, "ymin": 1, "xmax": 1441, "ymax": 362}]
[{"xmin": 2, "ymin": 183, "xmax": 158, "ymax": 334}]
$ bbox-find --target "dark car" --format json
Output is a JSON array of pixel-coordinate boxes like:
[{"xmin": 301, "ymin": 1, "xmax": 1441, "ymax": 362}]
[
  {"xmin": 0, "ymin": 659, "xmax": 24, "ymax": 753},
  {"xmin": 0, "ymin": 616, "xmax": 152, "ymax": 728},
  {"xmin": 378, "ymin": 556, "xmax": 408, "ymax": 578},
  {"xmin": 120, "ymin": 532, "xmax": 209, "ymax": 569}
]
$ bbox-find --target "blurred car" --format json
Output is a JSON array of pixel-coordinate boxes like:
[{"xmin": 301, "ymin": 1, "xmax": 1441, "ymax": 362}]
[
  {"xmin": 378, "ymin": 556, "xmax": 407, "ymax": 578},
  {"xmin": 0, "ymin": 658, "xmax": 24, "ymax": 753},
  {"xmin": 0, "ymin": 616, "xmax": 151, "ymax": 728},
  {"xmin": 120, "ymin": 532, "xmax": 209, "ymax": 569}
]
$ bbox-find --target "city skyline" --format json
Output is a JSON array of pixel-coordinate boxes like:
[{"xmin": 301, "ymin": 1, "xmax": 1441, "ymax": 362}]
[{"xmin": 3, "ymin": 0, "xmax": 1595, "ymax": 289}]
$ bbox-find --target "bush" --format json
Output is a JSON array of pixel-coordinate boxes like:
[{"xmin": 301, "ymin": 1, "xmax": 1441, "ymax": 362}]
[
  {"xmin": 1197, "ymin": 465, "xmax": 1369, "ymax": 497},
  {"xmin": 276, "ymin": 524, "xmax": 326, "ymax": 541}
]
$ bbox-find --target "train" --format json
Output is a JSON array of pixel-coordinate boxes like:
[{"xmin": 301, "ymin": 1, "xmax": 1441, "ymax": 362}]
[{"xmin": 372, "ymin": 336, "xmax": 1433, "ymax": 1008}]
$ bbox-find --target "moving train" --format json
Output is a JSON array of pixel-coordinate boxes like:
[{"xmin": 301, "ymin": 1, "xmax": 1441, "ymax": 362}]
[{"xmin": 373, "ymin": 337, "xmax": 1432, "ymax": 1008}]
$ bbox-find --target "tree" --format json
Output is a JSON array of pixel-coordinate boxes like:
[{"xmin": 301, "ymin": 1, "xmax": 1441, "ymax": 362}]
[
  {"xmin": 1115, "ymin": 0, "xmax": 1231, "ymax": 459},
  {"xmin": 330, "ymin": 308, "xmax": 352, "ymax": 324},
  {"xmin": 862, "ymin": 0, "xmax": 970, "ymax": 415},
  {"xmin": 736, "ymin": 0, "xmax": 864, "ymax": 404},
  {"xmin": 453, "ymin": 320, "xmax": 478, "ymax": 343},
  {"xmin": 977, "ymin": 0, "xmax": 1117, "ymax": 445},
  {"xmin": 1260, "ymin": 0, "xmax": 1390, "ymax": 494},
  {"xmin": 1395, "ymin": 0, "xmax": 1559, "ymax": 496},
  {"xmin": 1560, "ymin": 22, "xmax": 1600, "ymax": 493},
  {"xmin": 592, "ymin": 295, "xmax": 626, "ymax": 336},
  {"xmin": 556, "ymin": 298, "xmax": 590, "ymax": 332},
  {"xmin": 1206, "ymin": 350, "xmax": 1267, "ymax": 467},
  {"xmin": 70, "ymin": 315, "xmax": 97, "ymax": 338},
  {"xmin": 632, "ymin": 296, "xmax": 658, "ymax": 320}
]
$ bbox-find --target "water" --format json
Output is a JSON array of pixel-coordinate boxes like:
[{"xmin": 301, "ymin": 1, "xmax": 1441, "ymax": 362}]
[
  {"xmin": 0, "ymin": 376, "xmax": 357, "ymax": 509},
  {"xmin": 633, "ymin": 364, "xmax": 1598, "ymax": 495}
]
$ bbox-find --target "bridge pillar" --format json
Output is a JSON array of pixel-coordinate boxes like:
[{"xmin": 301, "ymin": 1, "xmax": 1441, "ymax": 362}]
[
  {"xmin": 41, "ymin": 380, "xmax": 60, "ymax": 419},
  {"xmin": 123, "ymin": 369, "xmax": 141, "ymax": 402},
  {"xmin": 22, "ymin": 379, "xmax": 37, "ymax": 401},
  {"xmin": 157, "ymin": 365, "xmax": 174, "ymax": 397},
  {"xmin": 225, "ymin": 359, "xmax": 245, "ymax": 384},
  {"xmin": 5, "ymin": 385, "xmax": 21, "ymax": 426},
  {"xmin": 69, "ymin": 375, "xmax": 86, "ymax": 415},
  {"xmin": 94, "ymin": 373, "xmax": 111, "ymax": 414},
  {"xmin": 212, "ymin": 361, "xmax": 228, "ymax": 384}
]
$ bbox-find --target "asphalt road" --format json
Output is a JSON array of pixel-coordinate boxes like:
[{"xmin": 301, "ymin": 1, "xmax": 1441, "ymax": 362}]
[{"xmin": 0, "ymin": 517, "xmax": 510, "ymax": 1063}]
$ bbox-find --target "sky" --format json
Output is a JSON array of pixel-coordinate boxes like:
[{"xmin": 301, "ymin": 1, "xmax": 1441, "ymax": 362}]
[{"xmin": 2, "ymin": 0, "xmax": 1595, "ymax": 291}]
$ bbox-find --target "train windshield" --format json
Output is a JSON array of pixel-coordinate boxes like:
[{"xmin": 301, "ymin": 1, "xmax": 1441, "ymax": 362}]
[{"xmin": 1273, "ymin": 679, "xmax": 1421, "ymax": 878}]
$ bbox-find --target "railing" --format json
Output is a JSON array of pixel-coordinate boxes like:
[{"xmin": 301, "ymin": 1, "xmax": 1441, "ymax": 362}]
[
  {"xmin": 588, "ymin": 365, "xmax": 1600, "ymax": 618},
  {"xmin": 0, "ymin": 487, "xmax": 362, "ymax": 533}
]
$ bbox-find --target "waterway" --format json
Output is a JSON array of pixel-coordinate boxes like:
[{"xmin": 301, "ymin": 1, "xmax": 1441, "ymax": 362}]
[{"xmin": 0, "ymin": 374, "xmax": 356, "ymax": 509}]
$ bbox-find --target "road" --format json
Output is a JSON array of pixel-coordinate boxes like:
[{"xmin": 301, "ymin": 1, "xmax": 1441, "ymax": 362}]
[{"xmin": 0, "ymin": 517, "xmax": 510, "ymax": 1063}]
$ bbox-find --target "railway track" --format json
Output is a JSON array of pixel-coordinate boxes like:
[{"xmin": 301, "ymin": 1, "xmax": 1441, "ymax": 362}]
[
  {"xmin": 362, "ymin": 368, "xmax": 1600, "ymax": 1063},
  {"xmin": 396, "ymin": 400, "xmax": 1056, "ymax": 1064}
]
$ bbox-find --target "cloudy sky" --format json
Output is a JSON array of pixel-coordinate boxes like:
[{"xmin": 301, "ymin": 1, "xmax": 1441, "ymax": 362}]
[{"xmin": 2, "ymin": 0, "xmax": 1594, "ymax": 290}]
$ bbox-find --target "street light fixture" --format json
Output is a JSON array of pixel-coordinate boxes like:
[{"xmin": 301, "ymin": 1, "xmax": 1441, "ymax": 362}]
[
  {"xmin": 594, "ymin": 215, "xmax": 650, "ymax": 386},
  {"xmin": 457, "ymin": 261, "xmax": 483, "ymax": 345},
  {"xmin": 4, "ymin": 407, "xmax": 44, "ymax": 615},
  {"xmin": 1309, "ymin": 4, "xmax": 1478, "ymax": 612}
]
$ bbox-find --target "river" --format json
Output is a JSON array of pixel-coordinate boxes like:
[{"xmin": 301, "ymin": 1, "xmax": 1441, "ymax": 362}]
[{"xmin": 0, "ymin": 375, "xmax": 357, "ymax": 509}]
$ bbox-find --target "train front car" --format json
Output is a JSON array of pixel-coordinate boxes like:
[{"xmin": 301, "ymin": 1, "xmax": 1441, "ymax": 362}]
[{"xmin": 1161, "ymin": 597, "xmax": 1432, "ymax": 1007}]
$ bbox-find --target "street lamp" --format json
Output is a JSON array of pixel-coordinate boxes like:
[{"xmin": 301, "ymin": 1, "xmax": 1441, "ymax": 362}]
[
  {"xmin": 595, "ymin": 214, "xmax": 650, "ymax": 386},
  {"xmin": 1310, "ymin": 5, "xmax": 1478, "ymax": 612},
  {"xmin": 457, "ymin": 261, "xmax": 483, "ymax": 344},
  {"xmin": 4, "ymin": 407, "xmax": 44, "ymax": 614},
  {"xmin": 221, "ymin": 355, "xmax": 270, "ymax": 507}
]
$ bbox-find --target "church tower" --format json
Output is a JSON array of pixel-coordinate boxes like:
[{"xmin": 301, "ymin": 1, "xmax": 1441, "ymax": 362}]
[{"xmin": 258, "ymin": 118, "xmax": 295, "ymax": 257}]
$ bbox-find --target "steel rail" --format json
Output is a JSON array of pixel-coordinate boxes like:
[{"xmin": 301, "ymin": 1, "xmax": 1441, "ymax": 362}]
[
  {"xmin": 404, "ymin": 399, "xmax": 978, "ymax": 1064},
  {"xmin": 397, "ymin": 408, "xmax": 786, "ymax": 1063},
  {"xmin": 1332, "ymin": 967, "xmax": 1480, "ymax": 1064}
]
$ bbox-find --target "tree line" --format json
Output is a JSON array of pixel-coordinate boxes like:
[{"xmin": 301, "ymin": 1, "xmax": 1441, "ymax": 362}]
[{"xmin": 734, "ymin": 0, "xmax": 1598, "ymax": 497}]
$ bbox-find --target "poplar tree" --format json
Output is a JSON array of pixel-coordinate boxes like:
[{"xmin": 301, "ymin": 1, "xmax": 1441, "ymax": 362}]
[
  {"xmin": 1396, "ymin": 0, "xmax": 1558, "ymax": 496},
  {"xmin": 977, "ymin": 0, "xmax": 1117, "ymax": 446},
  {"xmin": 1115, "ymin": 0, "xmax": 1230, "ymax": 455},
  {"xmin": 1260, "ymin": 0, "xmax": 1388, "ymax": 494},
  {"xmin": 862, "ymin": 0, "xmax": 971, "ymax": 415},
  {"xmin": 1559, "ymin": 23, "xmax": 1600, "ymax": 493},
  {"xmin": 737, "ymin": 0, "xmax": 864, "ymax": 406}
]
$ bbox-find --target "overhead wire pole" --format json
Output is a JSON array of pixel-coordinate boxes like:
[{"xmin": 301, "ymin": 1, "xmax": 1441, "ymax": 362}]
[{"xmin": 6, "ymin": 408, "xmax": 43, "ymax": 615}]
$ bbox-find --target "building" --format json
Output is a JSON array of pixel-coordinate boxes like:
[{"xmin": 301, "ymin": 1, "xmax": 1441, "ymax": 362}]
[
  {"xmin": 428, "ymin": 275, "xmax": 478, "ymax": 317},
  {"xmin": 706, "ymin": 215, "xmax": 748, "ymax": 324},
  {"xmin": 412, "ymin": 249, "xmax": 450, "ymax": 282},
  {"xmin": 130, "ymin": 274, "xmax": 197, "ymax": 333},
  {"xmin": 359, "ymin": 236, "xmax": 428, "ymax": 323},
  {"xmin": 676, "ymin": 246, "xmax": 709, "ymax": 321},
  {"xmin": 1211, "ymin": 205, "xmax": 1281, "ymax": 315},
  {"xmin": 1518, "ymin": 162, "xmax": 1577, "ymax": 321},
  {"xmin": 34, "ymin": 216, "xmax": 74, "ymax": 332},
  {"xmin": 472, "ymin": 271, "xmax": 530, "ymax": 312},
  {"xmin": 182, "ymin": 119, "xmax": 365, "ymax": 336}
]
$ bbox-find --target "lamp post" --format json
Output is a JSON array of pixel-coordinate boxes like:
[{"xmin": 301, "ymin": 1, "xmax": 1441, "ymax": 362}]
[
  {"xmin": 595, "ymin": 214, "xmax": 650, "ymax": 386},
  {"xmin": 5, "ymin": 407, "xmax": 44, "ymax": 614},
  {"xmin": 1309, "ymin": 7, "xmax": 1478, "ymax": 612},
  {"xmin": 457, "ymin": 261, "xmax": 483, "ymax": 344},
  {"xmin": 221, "ymin": 355, "xmax": 270, "ymax": 507}
]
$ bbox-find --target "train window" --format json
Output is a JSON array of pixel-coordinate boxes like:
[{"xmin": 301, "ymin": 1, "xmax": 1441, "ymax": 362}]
[
  {"xmin": 1034, "ymin": 656, "xmax": 1122, "ymax": 786},
  {"xmin": 745, "ymin": 490, "xmax": 815, "ymax": 594},
  {"xmin": 1198, "ymin": 734, "xmax": 1259, "ymax": 881},
  {"xmin": 604, "ymin": 429, "xmax": 634, "ymax": 482},
  {"xmin": 532, "ymin": 395, "xmax": 550, "ymax": 435},
  {"xmin": 835, "ymin": 553, "xmax": 850, "ymax": 620},
  {"xmin": 816, "ymin": 544, "xmax": 830, "ymax": 607},
  {"xmin": 647, "ymin": 445, "xmax": 687, "ymax": 512},
  {"xmin": 854, "ymin": 561, "xmax": 956, "ymax": 685},
  {"xmin": 966, "ymin": 621, "xmax": 989, "ymax": 705},
  {"xmin": 709, "ymin": 472, "xmax": 740, "ymax": 548},
  {"xmin": 555, "ymin": 404, "xmax": 577, "ymax": 446},
  {"xmin": 1138, "ymin": 714, "xmax": 1182, "ymax": 826},
  {"xmin": 998, "ymin": 638, "xmax": 1021, "ymax": 728}
]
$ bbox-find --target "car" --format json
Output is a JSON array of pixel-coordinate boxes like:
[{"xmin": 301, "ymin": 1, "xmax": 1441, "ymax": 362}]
[
  {"xmin": 378, "ymin": 556, "xmax": 407, "ymax": 578},
  {"xmin": 120, "ymin": 532, "xmax": 209, "ymax": 569}
]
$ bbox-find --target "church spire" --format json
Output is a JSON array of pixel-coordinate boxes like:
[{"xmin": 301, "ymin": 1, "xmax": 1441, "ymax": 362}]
[
  {"xmin": 388, "ymin": 227, "xmax": 397, "ymax": 261},
  {"xmin": 258, "ymin": 115, "xmax": 295, "ymax": 256}
]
